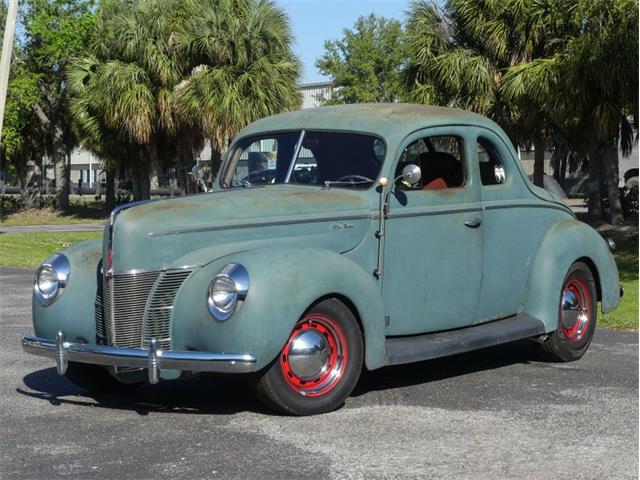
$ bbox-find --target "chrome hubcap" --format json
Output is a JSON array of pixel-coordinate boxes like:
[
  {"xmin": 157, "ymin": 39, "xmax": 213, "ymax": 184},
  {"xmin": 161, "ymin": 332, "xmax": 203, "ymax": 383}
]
[
  {"xmin": 280, "ymin": 314, "xmax": 348, "ymax": 397},
  {"xmin": 287, "ymin": 329, "xmax": 331, "ymax": 381},
  {"xmin": 560, "ymin": 278, "xmax": 591, "ymax": 342}
]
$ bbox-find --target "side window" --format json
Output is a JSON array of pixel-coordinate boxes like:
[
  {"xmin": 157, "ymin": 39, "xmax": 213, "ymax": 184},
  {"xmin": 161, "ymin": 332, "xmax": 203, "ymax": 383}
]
[
  {"xmin": 477, "ymin": 138, "xmax": 506, "ymax": 186},
  {"xmin": 396, "ymin": 135, "xmax": 465, "ymax": 190}
]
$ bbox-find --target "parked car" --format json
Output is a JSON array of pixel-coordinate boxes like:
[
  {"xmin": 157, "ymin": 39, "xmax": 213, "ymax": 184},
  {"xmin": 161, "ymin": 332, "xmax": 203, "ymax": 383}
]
[{"xmin": 22, "ymin": 104, "xmax": 621, "ymax": 415}]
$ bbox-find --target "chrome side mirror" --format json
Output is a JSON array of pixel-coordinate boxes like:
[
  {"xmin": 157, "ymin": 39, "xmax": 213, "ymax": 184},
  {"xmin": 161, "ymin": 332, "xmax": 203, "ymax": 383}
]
[{"xmin": 401, "ymin": 164, "xmax": 421, "ymax": 185}]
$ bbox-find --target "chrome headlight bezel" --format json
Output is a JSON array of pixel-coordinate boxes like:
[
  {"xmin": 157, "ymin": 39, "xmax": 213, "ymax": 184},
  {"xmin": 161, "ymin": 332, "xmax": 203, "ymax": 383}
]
[
  {"xmin": 34, "ymin": 253, "xmax": 70, "ymax": 307},
  {"xmin": 207, "ymin": 263, "xmax": 249, "ymax": 321}
]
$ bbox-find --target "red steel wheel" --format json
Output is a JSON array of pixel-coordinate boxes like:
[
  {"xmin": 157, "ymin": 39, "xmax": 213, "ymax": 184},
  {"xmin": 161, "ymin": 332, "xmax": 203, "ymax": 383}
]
[
  {"xmin": 560, "ymin": 276, "xmax": 592, "ymax": 343},
  {"xmin": 251, "ymin": 298, "xmax": 363, "ymax": 415},
  {"xmin": 279, "ymin": 314, "xmax": 348, "ymax": 397},
  {"xmin": 538, "ymin": 261, "xmax": 597, "ymax": 362}
]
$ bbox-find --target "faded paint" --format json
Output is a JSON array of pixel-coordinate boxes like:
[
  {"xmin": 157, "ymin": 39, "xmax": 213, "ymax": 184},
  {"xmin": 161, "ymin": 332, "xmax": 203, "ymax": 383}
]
[{"xmin": 29, "ymin": 103, "xmax": 621, "ymax": 375}]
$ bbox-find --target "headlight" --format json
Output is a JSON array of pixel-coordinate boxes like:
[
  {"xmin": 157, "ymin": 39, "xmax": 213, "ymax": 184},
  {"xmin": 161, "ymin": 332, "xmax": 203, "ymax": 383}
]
[
  {"xmin": 34, "ymin": 253, "xmax": 70, "ymax": 307},
  {"xmin": 207, "ymin": 263, "xmax": 249, "ymax": 321}
]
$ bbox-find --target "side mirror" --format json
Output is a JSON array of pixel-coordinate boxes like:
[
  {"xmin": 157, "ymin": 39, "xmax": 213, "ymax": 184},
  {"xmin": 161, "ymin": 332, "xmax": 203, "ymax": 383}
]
[{"xmin": 401, "ymin": 164, "xmax": 421, "ymax": 185}]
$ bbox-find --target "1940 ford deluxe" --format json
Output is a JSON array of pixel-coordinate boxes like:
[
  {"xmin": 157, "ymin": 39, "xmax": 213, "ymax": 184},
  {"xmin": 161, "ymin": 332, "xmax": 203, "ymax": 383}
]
[{"xmin": 22, "ymin": 104, "xmax": 621, "ymax": 415}]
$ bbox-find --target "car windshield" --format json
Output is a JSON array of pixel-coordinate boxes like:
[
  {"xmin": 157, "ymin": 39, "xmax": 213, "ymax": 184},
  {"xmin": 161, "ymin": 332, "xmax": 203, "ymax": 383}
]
[{"xmin": 220, "ymin": 130, "xmax": 386, "ymax": 189}]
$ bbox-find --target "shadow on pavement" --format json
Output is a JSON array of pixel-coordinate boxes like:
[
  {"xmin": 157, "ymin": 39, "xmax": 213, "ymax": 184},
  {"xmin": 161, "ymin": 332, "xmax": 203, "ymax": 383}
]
[
  {"xmin": 18, "ymin": 367, "xmax": 268, "ymax": 415},
  {"xmin": 17, "ymin": 339, "xmax": 541, "ymax": 414},
  {"xmin": 352, "ymin": 339, "xmax": 540, "ymax": 396}
]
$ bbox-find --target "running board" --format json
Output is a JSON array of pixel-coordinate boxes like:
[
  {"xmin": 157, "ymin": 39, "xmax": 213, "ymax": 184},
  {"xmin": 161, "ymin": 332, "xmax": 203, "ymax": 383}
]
[{"xmin": 384, "ymin": 315, "xmax": 546, "ymax": 366}]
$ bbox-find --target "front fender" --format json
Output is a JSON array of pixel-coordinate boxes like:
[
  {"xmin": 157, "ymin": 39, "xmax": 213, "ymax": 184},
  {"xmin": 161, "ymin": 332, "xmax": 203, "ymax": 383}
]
[
  {"xmin": 520, "ymin": 219, "xmax": 620, "ymax": 332},
  {"xmin": 32, "ymin": 240, "xmax": 102, "ymax": 342},
  {"xmin": 171, "ymin": 245, "xmax": 386, "ymax": 371}
]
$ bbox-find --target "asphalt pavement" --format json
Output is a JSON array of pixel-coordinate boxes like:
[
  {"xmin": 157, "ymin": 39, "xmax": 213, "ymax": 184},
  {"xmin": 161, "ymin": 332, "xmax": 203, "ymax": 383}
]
[{"xmin": 0, "ymin": 267, "xmax": 638, "ymax": 479}]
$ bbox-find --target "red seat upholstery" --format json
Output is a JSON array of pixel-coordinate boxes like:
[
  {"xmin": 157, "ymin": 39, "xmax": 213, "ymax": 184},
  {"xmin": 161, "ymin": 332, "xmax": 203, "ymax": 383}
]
[{"xmin": 423, "ymin": 178, "xmax": 448, "ymax": 190}]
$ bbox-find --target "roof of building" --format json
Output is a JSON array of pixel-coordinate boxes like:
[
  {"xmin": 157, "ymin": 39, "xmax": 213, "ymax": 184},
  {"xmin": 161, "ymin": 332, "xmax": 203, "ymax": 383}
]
[{"xmin": 238, "ymin": 103, "xmax": 494, "ymax": 140}]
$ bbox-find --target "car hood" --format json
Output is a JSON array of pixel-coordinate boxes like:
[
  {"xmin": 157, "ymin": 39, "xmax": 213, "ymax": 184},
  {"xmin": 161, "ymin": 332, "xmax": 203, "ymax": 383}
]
[{"xmin": 108, "ymin": 185, "xmax": 373, "ymax": 273}]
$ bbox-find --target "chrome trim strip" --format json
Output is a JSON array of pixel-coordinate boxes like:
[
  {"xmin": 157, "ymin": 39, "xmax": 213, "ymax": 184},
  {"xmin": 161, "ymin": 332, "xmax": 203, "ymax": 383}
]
[
  {"xmin": 22, "ymin": 333, "xmax": 256, "ymax": 383},
  {"xmin": 148, "ymin": 212, "xmax": 372, "ymax": 237},
  {"xmin": 385, "ymin": 200, "xmax": 570, "ymax": 220},
  {"xmin": 109, "ymin": 265, "xmax": 199, "ymax": 277},
  {"xmin": 387, "ymin": 206, "xmax": 483, "ymax": 219},
  {"xmin": 483, "ymin": 202, "xmax": 572, "ymax": 213}
]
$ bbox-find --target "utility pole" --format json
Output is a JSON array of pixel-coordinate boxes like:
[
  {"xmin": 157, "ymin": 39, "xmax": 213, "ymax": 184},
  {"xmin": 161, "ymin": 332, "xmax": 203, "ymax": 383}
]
[{"xmin": 0, "ymin": 0, "xmax": 19, "ymax": 196}]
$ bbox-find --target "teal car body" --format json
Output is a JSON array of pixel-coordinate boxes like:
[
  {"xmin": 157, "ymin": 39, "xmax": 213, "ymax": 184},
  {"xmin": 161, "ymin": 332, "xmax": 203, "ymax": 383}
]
[{"xmin": 23, "ymin": 104, "xmax": 621, "ymax": 387}]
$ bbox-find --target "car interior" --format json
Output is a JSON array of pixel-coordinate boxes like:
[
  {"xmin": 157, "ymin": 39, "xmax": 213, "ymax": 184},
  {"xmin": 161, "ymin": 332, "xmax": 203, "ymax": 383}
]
[{"xmin": 396, "ymin": 136, "xmax": 465, "ymax": 190}]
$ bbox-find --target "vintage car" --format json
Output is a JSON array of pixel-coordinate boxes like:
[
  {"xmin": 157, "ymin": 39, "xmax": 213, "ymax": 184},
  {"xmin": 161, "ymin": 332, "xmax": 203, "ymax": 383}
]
[{"xmin": 22, "ymin": 104, "xmax": 621, "ymax": 415}]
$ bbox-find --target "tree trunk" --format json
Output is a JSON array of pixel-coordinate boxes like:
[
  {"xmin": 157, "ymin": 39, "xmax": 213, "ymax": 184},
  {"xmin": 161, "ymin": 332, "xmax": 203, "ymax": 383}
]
[
  {"xmin": 587, "ymin": 139, "xmax": 603, "ymax": 222},
  {"xmin": 559, "ymin": 151, "xmax": 568, "ymax": 189},
  {"xmin": 105, "ymin": 168, "xmax": 116, "ymax": 212},
  {"xmin": 602, "ymin": 141, "xmax": 624, "ymax": 224},
  {"xmin": 54, "ymin": 154, "xmax": 69, "ymax": 210},
  {"xmin": 211, "ymin": 148, "xmax": 222, "ymax": 186},
  {"xmin": 131, "ymin": 152, "xmax": 150, "ymax": 201},
  {"xmin": 533, "ymin": 135, "xmax": 546, "ymax": 187},
  {"xmin": 149, "ymin": 144, "xmax": 160, "ymax": 194}
]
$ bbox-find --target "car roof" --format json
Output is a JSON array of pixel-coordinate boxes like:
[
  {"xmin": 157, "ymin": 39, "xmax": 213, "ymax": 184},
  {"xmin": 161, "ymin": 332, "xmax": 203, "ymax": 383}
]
[{"xmin": 237, "ymin": 103, "xmax": 495, "ymax": 140}]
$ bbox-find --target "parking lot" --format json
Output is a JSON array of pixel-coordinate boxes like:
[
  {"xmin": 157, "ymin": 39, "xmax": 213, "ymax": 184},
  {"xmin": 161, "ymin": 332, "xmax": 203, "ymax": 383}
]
[{"xmin": 1, "ymin": 267, "xmax": 638, "ymax": 479}]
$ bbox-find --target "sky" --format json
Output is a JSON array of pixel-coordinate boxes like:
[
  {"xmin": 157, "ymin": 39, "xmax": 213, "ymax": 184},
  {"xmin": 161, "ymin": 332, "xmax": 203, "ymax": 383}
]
[{"xmin": 275, "ymin": 0, "xmax": 411, "ymax": 84}]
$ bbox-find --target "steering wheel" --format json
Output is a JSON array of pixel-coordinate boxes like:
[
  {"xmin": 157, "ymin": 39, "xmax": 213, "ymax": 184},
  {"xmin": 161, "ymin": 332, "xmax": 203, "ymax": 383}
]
[{"xmin": 335, "ymin": 175, "xmax": 374, "ymax": 183}]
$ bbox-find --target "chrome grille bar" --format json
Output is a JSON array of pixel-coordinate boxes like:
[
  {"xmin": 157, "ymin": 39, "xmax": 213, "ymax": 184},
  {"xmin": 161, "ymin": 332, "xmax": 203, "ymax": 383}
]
[{"xmin": 95, "ymin": 268, "xmax": 191, "ymax": 352}]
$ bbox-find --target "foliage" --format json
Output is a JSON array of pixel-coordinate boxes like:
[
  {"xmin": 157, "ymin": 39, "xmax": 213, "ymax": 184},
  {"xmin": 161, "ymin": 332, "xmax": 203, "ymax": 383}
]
[
  {"xmin": 1, "ymin": 64, "xmax": 46, "ymax": 180},
  {"xmin": 67, "ymin": 0, "xmax": 301, "ymax": 197},
  {"xmin": 6, "ymin": 0, "xmax": 98, "ymax": 210},
  {"xmin": 172, "ymin": 0, "xmax": 302, "ymax": 155},
  {"xmin": 316, "ymin": 14, "xmax": 405, "ymax": 104}
]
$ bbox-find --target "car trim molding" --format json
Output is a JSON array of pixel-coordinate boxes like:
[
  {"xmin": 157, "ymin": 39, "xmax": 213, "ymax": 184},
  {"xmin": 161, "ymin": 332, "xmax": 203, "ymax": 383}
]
[{"xmin": 148, "ymin": 211, "xmax": 372, "ymax": 237}]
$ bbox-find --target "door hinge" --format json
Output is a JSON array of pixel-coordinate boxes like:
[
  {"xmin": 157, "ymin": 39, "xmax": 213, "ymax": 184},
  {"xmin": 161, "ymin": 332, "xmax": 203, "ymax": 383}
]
[{"xmin": 384, "ymin": 314, "xmax": 390, "ymax": 327}]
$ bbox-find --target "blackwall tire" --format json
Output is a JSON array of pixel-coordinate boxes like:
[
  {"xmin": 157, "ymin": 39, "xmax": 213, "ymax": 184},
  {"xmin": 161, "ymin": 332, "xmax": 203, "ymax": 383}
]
[{"xmin": 251, "ymin": 298, "xmax": 364, "ymax": 416}]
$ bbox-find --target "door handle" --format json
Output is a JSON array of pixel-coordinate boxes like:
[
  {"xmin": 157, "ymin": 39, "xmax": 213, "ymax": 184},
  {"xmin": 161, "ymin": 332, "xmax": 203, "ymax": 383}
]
[{"xmin": 464, "ymin": 218, "xmax": 482, "ymax": 228}]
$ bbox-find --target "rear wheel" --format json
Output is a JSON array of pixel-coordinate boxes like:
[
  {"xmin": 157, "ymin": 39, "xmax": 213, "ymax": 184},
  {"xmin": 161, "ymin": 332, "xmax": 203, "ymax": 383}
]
[
  {"xmin": 64, "ymin": 363, "xmax": 141, "ymax": 393},
  {"xmin": 538, "ymin": 261, "xmax": 597, "ymax": 362},
  {"xmin": 251, "ymin": 298, "xmax": 363, "ymax": 415}
]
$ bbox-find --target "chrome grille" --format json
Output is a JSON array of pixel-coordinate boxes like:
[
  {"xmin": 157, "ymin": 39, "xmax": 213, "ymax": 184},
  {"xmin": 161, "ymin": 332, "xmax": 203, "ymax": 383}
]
[
  {"xmin": 143, "ymin": 270, "xmax": 192, "ymax": 350},
  {"xmin": 95, "ymin": 269, "xmax": 191, "ymax": 350}
]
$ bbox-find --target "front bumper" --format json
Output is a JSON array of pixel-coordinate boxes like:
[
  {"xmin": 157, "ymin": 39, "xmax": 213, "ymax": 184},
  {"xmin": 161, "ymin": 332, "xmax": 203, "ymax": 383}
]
[{"xmin": 21, "ymin": 331, "xmax": 256, "ymax": 384}]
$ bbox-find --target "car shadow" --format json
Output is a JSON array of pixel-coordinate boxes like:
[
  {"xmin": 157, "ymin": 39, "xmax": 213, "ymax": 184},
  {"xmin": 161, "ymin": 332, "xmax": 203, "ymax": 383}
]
[
  {"xmin": 18, "ymin": 368, "xmax": 269, "ymax": 416},
  {"xmin": 351, "ymin": 338, "xmax": 541, "ymax": 396},
  {"xmin": 18, "ymin": 339, "xmax": 541, "ymax": 414}
]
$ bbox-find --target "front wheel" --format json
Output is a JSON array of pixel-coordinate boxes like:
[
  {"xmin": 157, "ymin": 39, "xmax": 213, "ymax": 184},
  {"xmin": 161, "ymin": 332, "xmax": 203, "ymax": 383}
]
[
  {"xmin": 538, "ymin": 261, "xmax": 597, "ymax": 362},
  {"xmin": 251, "ymin": 298, "xmax": 363, "ymax": 415}
]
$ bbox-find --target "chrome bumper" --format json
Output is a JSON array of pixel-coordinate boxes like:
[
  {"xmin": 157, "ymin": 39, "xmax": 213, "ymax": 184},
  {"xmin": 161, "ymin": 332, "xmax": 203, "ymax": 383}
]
[{"xmin": 21, "ymin": 331, "xmax": 256, "ymax": 384}]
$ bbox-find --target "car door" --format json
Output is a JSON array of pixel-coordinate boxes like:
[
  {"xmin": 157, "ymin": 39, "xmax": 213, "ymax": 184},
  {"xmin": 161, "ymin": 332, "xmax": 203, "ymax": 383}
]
[
  {"xmin": 382, "ymin": 127, "xmax": 483, "ymax": 335},
  {"xmin": 473, "ymin": 127, "xmax": 561, "ymax": 321}
]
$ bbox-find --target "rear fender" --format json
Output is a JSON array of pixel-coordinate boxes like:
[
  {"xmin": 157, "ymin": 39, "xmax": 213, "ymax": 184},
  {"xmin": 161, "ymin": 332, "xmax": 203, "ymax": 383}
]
[{"xmin": 520, "ymin": 219, "xmax": 620, "ymax": 332}]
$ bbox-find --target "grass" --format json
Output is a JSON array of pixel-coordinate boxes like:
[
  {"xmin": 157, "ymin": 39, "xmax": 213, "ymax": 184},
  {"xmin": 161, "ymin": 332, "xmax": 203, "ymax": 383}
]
[
  {"xmin": 0, "ymin": 232, "xmax": 102, "ymax": 269},
  {"xmin": 1, "ymin": 196, "xmax": 108, "ymax": 226},
  {"xmin": 600, "ymin": 233, "xmax": 638, "ymax": 331}
]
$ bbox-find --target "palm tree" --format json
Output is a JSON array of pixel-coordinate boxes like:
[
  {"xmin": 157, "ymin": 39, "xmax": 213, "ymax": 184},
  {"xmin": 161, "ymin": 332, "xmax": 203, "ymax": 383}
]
[
  {"xmin": 68, "ymin": 0, "xmax": 184, "ymax": 202},
  {"xmin": 172, "ymin": 0, "xmax": 301, "ymax": 178},
  {"xmin": 404, "ymin": 0, "xmax": 570, "ymax": 187},
  {"xmin": 69, "ymin": 0, "xmax": 301, "ymax": 200},
  {"xmin": 501, "ymin": 0, "xmax": 638, "ymax": 223}
]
